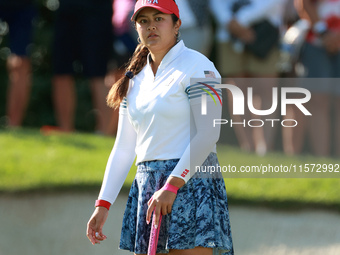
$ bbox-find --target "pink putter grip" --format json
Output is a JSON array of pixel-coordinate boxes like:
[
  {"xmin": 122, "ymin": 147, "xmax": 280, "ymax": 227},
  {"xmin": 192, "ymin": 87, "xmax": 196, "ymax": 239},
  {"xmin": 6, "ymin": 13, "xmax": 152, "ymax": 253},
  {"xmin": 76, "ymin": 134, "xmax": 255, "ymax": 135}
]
[
  {"xmin": 147, "ymin": 183, "xmax": 178, "ymax": 254},
  {"xmin": 148, "ymin": 210, "xmax": 162, "ymax": 255}
]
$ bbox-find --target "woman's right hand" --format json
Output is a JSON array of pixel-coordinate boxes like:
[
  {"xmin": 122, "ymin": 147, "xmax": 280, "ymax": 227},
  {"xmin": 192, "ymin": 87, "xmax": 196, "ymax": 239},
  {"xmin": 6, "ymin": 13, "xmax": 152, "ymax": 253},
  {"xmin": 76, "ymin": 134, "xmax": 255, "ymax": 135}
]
[{"xmin": 86, "ymin": 207, "xmax": 109, "ymax": 245}]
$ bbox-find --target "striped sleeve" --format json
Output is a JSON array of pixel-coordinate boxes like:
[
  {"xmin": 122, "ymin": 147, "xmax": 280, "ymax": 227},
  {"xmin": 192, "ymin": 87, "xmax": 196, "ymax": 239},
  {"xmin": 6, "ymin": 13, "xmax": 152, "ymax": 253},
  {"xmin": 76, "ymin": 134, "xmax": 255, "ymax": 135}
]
[
  {"xmin": 119, "ymin": 97, "xmax": 128, "ymax": 114},
  {"xmin": 185, "ymin": 80, "xmax": 223, "ymax": 103}
]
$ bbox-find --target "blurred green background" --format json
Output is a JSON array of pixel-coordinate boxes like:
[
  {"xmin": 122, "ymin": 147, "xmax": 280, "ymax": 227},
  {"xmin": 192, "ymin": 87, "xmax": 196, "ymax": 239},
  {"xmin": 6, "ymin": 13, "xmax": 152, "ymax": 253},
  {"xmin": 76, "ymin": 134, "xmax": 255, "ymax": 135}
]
[{"xmin": 1, "ymin": 129, "xmax": 340, "ymax": 212}]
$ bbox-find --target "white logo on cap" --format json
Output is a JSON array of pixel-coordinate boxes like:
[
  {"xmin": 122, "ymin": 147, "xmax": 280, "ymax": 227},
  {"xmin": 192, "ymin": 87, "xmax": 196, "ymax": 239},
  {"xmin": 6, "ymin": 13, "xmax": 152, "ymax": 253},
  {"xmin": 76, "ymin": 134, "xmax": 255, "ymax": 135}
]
[{"xmin": 142, "ymin": 0, "xmax": 159, "ymax": 4}]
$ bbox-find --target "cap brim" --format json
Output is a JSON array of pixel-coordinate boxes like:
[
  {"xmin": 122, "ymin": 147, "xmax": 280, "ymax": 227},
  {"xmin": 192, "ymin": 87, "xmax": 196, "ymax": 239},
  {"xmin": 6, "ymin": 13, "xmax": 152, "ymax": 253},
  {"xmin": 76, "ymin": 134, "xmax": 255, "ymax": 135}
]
[{"xmin": 131, "ymin": 6, "xmax": 173, "ymax": 21}]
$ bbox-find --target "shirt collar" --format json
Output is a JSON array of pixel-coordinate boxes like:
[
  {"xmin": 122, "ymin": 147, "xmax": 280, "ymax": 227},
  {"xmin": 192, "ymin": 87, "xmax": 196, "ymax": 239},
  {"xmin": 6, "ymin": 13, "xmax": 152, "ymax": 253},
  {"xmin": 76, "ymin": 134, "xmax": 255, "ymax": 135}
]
[{"xmin": 146, "ymin": 40, "xmax": 186, "ymax": 72}]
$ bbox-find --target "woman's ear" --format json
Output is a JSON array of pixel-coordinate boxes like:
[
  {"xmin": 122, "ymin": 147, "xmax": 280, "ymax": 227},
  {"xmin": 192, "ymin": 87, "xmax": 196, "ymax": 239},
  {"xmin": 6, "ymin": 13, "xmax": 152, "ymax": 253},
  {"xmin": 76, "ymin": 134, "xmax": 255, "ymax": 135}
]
[{"xmin": 175, "ymin": 18, "xmax": 182, "ymax": 31}]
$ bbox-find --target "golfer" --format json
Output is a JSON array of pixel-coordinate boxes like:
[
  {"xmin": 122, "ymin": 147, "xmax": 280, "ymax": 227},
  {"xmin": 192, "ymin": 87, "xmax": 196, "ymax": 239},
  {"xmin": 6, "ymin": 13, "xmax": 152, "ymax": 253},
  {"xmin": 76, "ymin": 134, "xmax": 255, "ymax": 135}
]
[{"xmin": 86, "ymin": 0, "xmax": 234, "ymax": 254}]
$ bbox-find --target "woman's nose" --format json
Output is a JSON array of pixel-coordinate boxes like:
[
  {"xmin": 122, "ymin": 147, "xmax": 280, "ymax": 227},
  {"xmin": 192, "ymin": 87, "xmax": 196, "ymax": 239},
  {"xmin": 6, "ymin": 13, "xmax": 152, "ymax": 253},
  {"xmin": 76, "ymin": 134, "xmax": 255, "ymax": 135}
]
[{"xmin": 147, "ymin": 22, "xmax": 156, "ymax": 31}]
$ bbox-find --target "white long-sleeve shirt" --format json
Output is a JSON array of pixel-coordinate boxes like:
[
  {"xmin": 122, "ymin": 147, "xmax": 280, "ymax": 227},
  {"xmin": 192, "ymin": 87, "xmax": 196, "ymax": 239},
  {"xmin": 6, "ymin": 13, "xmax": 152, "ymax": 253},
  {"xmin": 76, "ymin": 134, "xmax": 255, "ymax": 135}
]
[
  {"xmin": 98, "ymin": 40, "xmax": 222, "ymax": 204},
  {"xmin": 210, "ymin": 0, "xmax": 286, "ymax": 42}
]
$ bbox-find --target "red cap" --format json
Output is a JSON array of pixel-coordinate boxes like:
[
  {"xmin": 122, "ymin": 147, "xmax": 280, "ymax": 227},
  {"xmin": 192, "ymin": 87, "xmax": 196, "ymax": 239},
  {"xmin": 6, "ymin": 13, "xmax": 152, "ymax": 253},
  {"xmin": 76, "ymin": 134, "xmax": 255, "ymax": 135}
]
[{"xmin": 131, "ymin": 0, "xmax": 180, "ymax": 21}]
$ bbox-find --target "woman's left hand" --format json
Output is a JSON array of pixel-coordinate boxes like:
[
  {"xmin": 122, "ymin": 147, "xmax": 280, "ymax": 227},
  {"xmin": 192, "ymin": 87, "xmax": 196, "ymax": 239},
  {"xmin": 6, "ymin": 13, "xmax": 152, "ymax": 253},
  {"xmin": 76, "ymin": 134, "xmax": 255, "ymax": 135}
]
[{"xmin": 146, "ymin": 189, "xmax": 177, "ymax": 227}]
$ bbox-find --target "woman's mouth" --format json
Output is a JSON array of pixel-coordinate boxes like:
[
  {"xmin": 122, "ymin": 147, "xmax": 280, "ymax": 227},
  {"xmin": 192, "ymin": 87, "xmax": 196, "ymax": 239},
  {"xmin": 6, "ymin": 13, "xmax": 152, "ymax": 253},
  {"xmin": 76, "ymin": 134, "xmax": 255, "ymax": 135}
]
[{"xmin": 148, "ymin": 33, "xmax": 158, "ymax": 39}]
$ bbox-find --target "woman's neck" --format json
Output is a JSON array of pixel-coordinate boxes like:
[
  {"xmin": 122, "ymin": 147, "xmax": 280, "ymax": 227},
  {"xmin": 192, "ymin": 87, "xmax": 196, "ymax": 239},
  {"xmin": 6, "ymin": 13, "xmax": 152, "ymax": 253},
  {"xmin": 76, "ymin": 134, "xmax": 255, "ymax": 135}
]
[
  {"xmin": 149, "ymin": 41, "xmax": 177, "ymax": 76},
  {"xmin": 149, "ymin": 52, "xmax": 165, "ymax": 76}
]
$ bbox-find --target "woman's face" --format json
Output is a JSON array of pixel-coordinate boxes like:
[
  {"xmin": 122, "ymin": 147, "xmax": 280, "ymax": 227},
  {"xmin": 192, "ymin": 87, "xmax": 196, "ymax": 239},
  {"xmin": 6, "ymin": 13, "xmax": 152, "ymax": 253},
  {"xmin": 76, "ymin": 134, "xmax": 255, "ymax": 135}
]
[{"xmin": 135, "ymin": 7, "xmax": 180, "ymax": 54}]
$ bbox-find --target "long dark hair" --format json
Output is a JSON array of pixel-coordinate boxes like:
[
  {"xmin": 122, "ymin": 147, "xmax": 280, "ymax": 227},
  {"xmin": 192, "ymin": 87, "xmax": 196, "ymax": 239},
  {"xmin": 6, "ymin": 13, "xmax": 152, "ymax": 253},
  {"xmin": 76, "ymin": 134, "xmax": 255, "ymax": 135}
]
[{"xmin": 107, "ymin": 9, "xmax": 179, "ymax": 109}]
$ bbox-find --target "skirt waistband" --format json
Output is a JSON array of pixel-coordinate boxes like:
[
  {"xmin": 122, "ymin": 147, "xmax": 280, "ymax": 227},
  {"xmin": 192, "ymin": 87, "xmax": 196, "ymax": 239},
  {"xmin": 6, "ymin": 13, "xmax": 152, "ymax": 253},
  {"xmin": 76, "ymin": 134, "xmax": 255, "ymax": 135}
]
[{"xmin": 137, "ymin": 158, "xmax": 180, "ymax": 172}]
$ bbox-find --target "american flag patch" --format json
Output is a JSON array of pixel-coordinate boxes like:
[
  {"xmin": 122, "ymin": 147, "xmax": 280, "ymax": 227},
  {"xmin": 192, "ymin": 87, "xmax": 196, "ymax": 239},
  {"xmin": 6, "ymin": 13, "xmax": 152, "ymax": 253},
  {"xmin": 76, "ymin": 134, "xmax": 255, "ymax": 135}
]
[{"xmin": 204, "ymin": 70, "xmax": 216, "ymax": 78}]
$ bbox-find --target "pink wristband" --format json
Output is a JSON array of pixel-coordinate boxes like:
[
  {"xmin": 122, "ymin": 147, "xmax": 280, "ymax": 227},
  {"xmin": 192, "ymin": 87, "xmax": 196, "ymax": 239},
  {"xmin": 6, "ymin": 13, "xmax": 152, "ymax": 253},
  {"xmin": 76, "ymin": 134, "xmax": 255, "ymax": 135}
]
[
  {"xmin": 161, "ymin": 183, "xmax": 179, "ymax": 195},
  {"xmin": 95, "ymin": 199, "xmax": 111, "ymax": 210}
]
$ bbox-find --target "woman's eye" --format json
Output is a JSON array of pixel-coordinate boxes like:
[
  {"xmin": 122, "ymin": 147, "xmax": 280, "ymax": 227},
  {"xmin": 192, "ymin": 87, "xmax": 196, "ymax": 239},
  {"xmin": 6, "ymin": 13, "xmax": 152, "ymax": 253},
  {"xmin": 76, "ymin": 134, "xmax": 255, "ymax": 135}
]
[
  {"xmin": 139, "ymin": 19, "xmax": 147, "ymax": 24},
  {"xmin": 155, "ymin": 17, "xmax": 162, "ymax": 22}
]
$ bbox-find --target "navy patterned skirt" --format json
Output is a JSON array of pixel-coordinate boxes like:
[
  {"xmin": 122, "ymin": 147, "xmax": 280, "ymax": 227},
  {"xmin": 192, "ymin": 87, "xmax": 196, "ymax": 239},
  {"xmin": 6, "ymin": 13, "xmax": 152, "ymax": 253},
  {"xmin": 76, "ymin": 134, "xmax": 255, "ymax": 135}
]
[{"xmin": 119, "ymin": 153, "xmax": 234, "ymax": 254}]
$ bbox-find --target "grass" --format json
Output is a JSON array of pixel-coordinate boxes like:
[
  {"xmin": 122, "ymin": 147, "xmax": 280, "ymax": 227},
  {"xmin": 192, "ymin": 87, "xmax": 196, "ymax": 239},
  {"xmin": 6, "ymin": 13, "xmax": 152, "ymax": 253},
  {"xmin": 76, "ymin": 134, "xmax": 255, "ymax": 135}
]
[
  {"xmin": 218, "ymin": 147, "xmax": 340, "ymax": 210},
  {"xmin": 0, "ymin": 128, "xmax": 133, "ymax": 193},
  {"xmin": 1, "ymin": 128, "xmax": 340, "ymax": 211}
]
